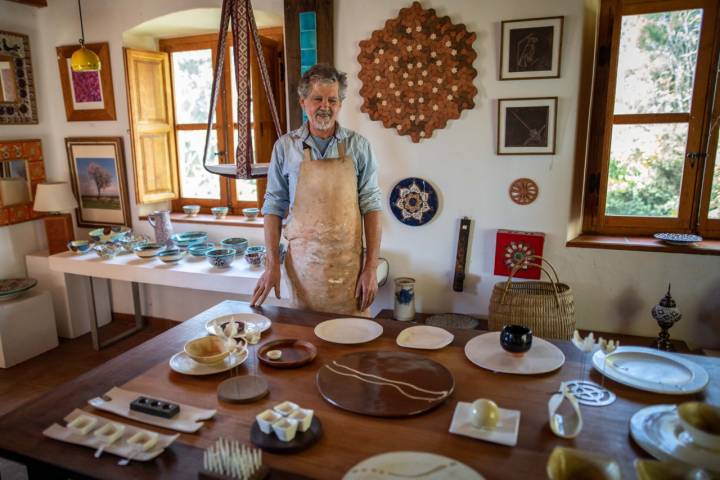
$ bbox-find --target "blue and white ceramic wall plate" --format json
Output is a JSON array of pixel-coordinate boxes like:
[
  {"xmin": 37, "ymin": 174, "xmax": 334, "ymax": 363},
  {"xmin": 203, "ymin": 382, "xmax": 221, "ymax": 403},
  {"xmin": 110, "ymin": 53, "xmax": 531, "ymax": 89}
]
[
  {"xmin": 0, "ymin": 278, "xmax": 37, "ymax": 302},
  {"xmin": 653, "ymin": 233, "xmax": 703, "ymax": 246},
  {"xmin": 389, "ymin": 177, "xmax": 438, "ymax": 226}
]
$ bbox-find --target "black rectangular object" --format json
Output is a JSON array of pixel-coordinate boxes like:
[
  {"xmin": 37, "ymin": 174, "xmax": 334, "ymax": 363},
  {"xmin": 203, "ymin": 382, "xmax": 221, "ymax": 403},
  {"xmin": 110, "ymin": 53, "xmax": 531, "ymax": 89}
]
[{"xmin": 130, "ymin": 396, "xmax": 180, "ymax": 419}]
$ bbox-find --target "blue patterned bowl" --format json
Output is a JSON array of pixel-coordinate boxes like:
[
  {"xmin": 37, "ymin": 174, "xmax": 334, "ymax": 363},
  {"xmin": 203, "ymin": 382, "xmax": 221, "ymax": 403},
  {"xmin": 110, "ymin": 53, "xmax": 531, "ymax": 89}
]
[
  {"xmin": 183, "ymin": 204, "xmax": 201, "ymax": 217},
  {"xmin": 157, "ymin": 249, "xmax": 187, "ymax": 264},
  {"xmin": 67, "ymin": 240, "xmax": 93, "ymax": 254},
  {"xmin": 170, "ymin": 231, "xmax": 208, "ymax": 248},
  {"xmin": 188, "ymin": 242, "xmax": 215, "ymax": 257},
  {"xmin": 206, "ymin": 248, "xmax": 236, "ymax": 268},
  {"xmin": 220, "ymin": 237, "xmax": 249, "ymax": 255},
  {"xmin": 211, "ymin": 207, "xmax": 229, "ymax": 219},
  {"xmin": 245, "ymin": 251, "xmax": 265, "ymax": 268},
  {"xmin": 88, "ymin": 226, "xmax": 130, "ymax": 243},
  {"xmin": 134, "ymin": 243, "xmax": 165, "ymax": 258},
  {"xmin": 242, "ymin": 208, "xmax": 260, "ymax": 220},
  {"xmin": 93, "ymin": 243, "xmax": 120, "ymax": 260},
  {"xmin": 245, "ymin": 245, "xmax": 266, "ymax": 256}
]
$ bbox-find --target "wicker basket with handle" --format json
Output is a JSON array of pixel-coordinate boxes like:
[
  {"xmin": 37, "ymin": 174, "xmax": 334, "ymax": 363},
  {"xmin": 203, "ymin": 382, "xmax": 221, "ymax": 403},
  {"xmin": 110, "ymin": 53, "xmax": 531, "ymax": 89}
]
[{"xmin": 488, "ymin": 256, "xmax": 575, "ymax": 340}]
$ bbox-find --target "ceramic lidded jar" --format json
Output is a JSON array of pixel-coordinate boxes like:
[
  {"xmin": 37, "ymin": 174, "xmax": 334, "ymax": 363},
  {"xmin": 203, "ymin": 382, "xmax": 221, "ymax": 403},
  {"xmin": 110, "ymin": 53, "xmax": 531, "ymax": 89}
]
[{"xmin": 394, "ymin": 277, "xmax": 416, "ymax": 321}]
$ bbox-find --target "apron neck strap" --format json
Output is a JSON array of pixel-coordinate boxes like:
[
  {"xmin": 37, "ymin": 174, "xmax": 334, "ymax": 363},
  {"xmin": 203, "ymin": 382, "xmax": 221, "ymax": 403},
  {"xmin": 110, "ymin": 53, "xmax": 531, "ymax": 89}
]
[
  {"xmin": 302, "ymin": 147, "xmax": 313, "ymax": 162},
  {"xmin": 337, "ymin": 140, "xmax": 346, "ymax": 158}
]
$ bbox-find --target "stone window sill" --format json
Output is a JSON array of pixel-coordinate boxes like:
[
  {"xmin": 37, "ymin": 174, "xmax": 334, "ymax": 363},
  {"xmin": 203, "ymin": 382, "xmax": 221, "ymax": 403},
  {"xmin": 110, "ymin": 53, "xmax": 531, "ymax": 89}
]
[
  {"xmin": 138, "ymin": 213, "xmax": 265, "ymax": 228},
  {"xmin": 566, "ymin": 234, "xmax": 720, "ymax": 256}
]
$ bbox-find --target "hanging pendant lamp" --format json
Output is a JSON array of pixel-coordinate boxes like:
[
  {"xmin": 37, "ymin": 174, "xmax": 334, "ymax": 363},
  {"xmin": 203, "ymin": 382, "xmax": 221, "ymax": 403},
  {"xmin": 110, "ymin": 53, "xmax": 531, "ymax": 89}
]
[{"xmin": 70, "ymin": 0, "xmax": 101, "ymax": 72}]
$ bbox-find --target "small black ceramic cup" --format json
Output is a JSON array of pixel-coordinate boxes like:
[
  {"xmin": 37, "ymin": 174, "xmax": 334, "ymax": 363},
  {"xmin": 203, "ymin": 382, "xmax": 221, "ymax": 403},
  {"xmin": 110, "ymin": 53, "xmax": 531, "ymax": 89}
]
[{"xmin": 500, "ymin": 325, "xmax": 533, "ymax": 355}]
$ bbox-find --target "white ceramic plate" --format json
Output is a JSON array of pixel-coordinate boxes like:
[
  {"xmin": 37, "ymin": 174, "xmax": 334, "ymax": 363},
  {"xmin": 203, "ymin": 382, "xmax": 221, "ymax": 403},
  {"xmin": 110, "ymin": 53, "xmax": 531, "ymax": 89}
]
[
  {"xmin": 592, "ymin": 347, "xmax": 709, "ymax": 394},
  {"xmin": 397, "ymin": 325, "xmax": 454, "ymax": 350},
  {"xmin": 464, "ymin": 332, "xmax": 565, "ymax": 375},
  {"xmin": 343, "ymin": 451, "xmax": 484, "ymax": 480},
  {"xmin": 169, "ymin": 349, "xmax": 247, "ymax": 376},
  {"xmin": 205, "ymin": 313, "xmax": 272, "ymax": 338},
  {"xmin": 630, "ymin": 404, "xmax": 720, "ymax": 473},
  {"xmin": 314, "ymin": 318, "xmax": 383, "ymax": 344}
]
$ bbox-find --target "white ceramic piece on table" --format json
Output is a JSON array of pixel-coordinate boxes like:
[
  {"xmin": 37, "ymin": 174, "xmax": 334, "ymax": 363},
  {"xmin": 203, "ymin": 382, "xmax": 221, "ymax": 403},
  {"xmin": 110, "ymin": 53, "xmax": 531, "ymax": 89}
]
[
  {"xmin": 266, "ymin": 350, "xmax": 282, "ymax": 360},
  {"xmin": 205, "ymin": 313, "xmax": 272, "ymax": 337},
  {"xmin": 272, "ymin": 418, "xmax": 299, "ymax": 442},
  {"xmin": 592, "ymin": 347, "xmax": 709, "ymax": 395},
  {"xmin": 242, "ymin": 322, "xmax": 262, "ymax": 345},
  {"xmin": 67, "ymin": 415, "xmax": 98, "ymax": 436},
  {"xmin": 343, "ymin": 451, "xmax": 484, "ymax": 480},
  {"xmin": 94, "ymin": 422, "xmax": 125, "ymax": 445},
  {"xmin": 464, "ymin": 332, "xmax": 565, "ymax": 375},
  {"xmin": 126, "ymin": 431, "xmax": 159, "ymax": 452},
  {"xmin": 273, "ymin": 401, "xmax": 299, "ymax": 417},
  {"xmin": 314, "ymin": 318, "xmax": 383, "ymax": 344},
  {"xmin": 572, "ymin": 330, "xmax": 596, "ymax": 353},
  {"xmin": 548, "ymin": 383, "xmax": 583, "ymax": 439},
  {"xmin": 630, "ymin": 404, "xmax": 720, "ymax": 473},
  {"xmin": 169, "ymin": 349, "xmax": 247, "ymax": 376},
  {"xmin": 470, "ymin": 399, "xmax": 500, "ymax": 429},
  {"xmin": 677, "ymin": 402, "xmax": 720, "ymax": 451},
  {"xmin": 396, "ymin": 325, "xmax": 454, "ymax": 350},
  {"xmin": 256, "ymin": 409, "xmax": 282, "ymax": 434},
  {"xmin": 449, "ymin": 401, "xmax": 521, "ymax": 447},
  {"xmin": 288, "ymin": 408, "xmax": 314, "ymax": 432},
  {"xmin": 598, "ymin": 337, "xmax": 619, "ymax": 355}
]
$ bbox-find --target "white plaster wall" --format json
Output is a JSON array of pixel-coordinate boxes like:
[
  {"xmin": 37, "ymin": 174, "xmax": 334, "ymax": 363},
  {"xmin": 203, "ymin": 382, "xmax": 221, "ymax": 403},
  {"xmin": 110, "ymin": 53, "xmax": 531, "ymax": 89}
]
[{"xmin": 0, "ymin": 0, "xmax": 718, "ymax": 348}]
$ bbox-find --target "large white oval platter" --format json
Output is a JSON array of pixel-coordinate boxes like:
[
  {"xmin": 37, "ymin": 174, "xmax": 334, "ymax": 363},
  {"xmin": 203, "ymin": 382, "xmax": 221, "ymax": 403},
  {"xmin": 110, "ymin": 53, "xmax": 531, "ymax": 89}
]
[
  {"xmin": 397, "ymin": 325, "xmax": 454, "ymax": 350},
  {"xmin": 592, "ymin": 346, "xmax": 708, "ymax": 394},
  {"xmin": 314, "ymin": 318, "xmax": 383, "ymax": 344},
  {"xmin": 464, "ymin": 332, "xmax": 565, "ymax": 375},
  {"xmin": 343, "ymin": 451, "xmax": 484, "ymax": 480},
  {"xmin": 169, "ymin": 349, "xmax": 247, "ymax": 376}
]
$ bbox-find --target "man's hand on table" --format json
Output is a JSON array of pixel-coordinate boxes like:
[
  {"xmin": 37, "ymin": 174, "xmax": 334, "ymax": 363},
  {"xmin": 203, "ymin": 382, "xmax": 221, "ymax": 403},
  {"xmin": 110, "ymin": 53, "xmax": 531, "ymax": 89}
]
[
  {"xmin": 355, "ymin": 265, "xmax": 378, "ymax": 312},
  {"xmin": 251, "ymin": 264, "xmax": 281, "ymax": 306}
]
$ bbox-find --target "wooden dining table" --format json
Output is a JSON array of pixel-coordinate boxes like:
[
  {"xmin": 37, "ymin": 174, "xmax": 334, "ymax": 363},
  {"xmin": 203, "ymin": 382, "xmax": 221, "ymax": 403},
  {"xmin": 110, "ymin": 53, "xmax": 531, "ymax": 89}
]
[{"xmin": 0, "ymin": 300, "xmax": 717, "ymax": 479}]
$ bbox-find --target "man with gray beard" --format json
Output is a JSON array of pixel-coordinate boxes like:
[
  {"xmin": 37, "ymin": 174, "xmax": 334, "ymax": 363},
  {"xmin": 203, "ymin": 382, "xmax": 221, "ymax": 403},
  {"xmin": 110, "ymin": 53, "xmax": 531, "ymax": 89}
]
[{"xmin": 251, "ymin": 64, "xmax": 383, "ymax": 316}]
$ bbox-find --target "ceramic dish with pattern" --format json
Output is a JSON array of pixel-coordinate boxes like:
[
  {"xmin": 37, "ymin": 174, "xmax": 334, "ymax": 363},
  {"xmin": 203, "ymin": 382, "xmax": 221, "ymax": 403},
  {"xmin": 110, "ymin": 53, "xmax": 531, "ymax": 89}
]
[
  {"xmin": 134, "ymin": 243, "xmax": 165, "ymax": 258},
  {"xmin": 396, "ymin": 325, "xmax": 454, "ymax": 350},
  {"xmin": 314, "ymin": 318, "xmax": 383, "ymax": 344},
  {"xmin": 630, "ymin": 404, "xmax": 720, "ymax": 473},
  {"xmin": 0, "ymin": 278, "xmax": 37, "ymax": 302},
  {"xmin": 157, "ymin": 249, "xmax": 187, "ymax": 264},
  {"xmin": 206, "ymin": 248, "xmax": 235, "ymax": 268},
  {"xmin": 205, "ymin": 313, "xmax": 272, "ymax": 337},
  {"xmin": 169, "ymin": 349, "xmax": 248, "ymax": 376},
  {"xmin": 220, "ymin": 237, "xmax": 248, "ymax": 255},
  {"xmin": 88, "ymin": 226, "xmax": 130, "ymax": 244},
  {"xmin": 343, "ymin": 451, "xmax": 483, "ymax": 480},
  {"xmin": 653, "ymin": 233, "xmax": 703, "ymax": 246},
  {"xmin": 169, "ymin": 231, "xmax": 208, "ymax": 248},
  {"xmin": 389, "ymin": 177, "xmax": 438, "ymax": 226},
  {"xmin": 592, "ymin": 347, "xmax": 709, "ymax": 395},
  {"xmin": 188, "ymin": 242, "xmax": 215, "ymax": 257},
  {"xmin": 464, "ymin": 332, "xmax": 565, "ymax": 375}
]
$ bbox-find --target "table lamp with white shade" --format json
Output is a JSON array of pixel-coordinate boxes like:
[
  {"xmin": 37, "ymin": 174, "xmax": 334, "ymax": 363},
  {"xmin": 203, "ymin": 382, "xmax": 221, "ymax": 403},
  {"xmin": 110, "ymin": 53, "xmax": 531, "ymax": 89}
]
[{"xmin": 33, "ymin": 182, "xmax": 79, "ymax": 255}]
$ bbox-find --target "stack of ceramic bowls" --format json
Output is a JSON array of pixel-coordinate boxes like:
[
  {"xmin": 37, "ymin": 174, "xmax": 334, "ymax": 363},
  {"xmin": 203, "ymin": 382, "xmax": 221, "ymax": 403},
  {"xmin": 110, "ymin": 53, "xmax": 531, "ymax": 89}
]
[
  {"xmin": 206, "ymin": 248, "xmax": 236, "ymax": 268},
  {"xmin": 220, "ymin": 237, "xmax": 249, "ymax": 255}
]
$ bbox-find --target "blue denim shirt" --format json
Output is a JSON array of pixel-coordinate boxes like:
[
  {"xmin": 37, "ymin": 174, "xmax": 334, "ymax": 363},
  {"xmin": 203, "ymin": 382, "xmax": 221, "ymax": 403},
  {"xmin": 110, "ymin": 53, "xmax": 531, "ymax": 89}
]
[{"xmin": 261, "ymin": 122, "xmax": 383, "ymax": 219}]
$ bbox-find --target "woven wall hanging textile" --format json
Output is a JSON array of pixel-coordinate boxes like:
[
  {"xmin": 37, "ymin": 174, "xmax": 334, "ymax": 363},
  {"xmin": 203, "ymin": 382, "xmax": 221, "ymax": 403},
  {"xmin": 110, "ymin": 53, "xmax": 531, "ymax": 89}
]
[{"xmin": 357, "ymin": 2, "xmax": 477, "ymax": 142}]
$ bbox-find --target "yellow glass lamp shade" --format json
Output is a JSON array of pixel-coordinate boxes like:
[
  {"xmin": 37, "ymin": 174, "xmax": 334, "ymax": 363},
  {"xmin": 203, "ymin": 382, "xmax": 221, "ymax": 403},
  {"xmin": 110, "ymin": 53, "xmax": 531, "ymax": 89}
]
[{"xmin": 70, "ymin": 46, "xmax": 101, "ymax": 72}]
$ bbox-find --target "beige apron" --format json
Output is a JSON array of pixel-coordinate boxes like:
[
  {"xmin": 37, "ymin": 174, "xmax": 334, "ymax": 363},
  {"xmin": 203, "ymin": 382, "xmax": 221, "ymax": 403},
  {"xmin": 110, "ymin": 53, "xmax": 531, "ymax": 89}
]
[{"xmin": 284, "ymin": 141, "xmax": 364, "ymax": 316}]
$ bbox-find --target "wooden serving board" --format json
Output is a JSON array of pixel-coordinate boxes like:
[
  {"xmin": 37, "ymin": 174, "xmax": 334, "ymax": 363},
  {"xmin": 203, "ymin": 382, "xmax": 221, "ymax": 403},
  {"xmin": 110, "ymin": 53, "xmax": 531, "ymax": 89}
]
[{"xmin": 257, "ymin": 339, "xmax": 317, "ymax": 369}]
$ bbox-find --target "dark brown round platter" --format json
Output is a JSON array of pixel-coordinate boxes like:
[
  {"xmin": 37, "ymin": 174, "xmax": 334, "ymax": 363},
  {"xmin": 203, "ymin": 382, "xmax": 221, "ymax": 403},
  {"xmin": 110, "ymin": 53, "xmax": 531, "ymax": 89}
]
[
  {"xmin": 316, "ymin": 351, "xmax": 454, "ymax": 417},
  {"xmin": 257, "ymin": 339, "xmax": 317, "ymax": 369},
  {"xmin": 250, "ymin": 416, "xmax": 322, "ymax": 453}
]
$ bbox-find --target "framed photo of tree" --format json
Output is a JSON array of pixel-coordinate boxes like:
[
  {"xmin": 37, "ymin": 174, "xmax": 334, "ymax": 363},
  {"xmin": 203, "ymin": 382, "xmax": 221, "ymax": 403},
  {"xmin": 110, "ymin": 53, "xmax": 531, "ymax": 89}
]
[
  {"xmin": 65, "ymin": 137, "xmax": 131, "ymax": 228},
  {"xmin": 497, "ymin": 97, "xmax": 557, "ymax": 155},
  {"xmin": 500, "ymin": 16, "xmax": 563, "ymax": 80}
]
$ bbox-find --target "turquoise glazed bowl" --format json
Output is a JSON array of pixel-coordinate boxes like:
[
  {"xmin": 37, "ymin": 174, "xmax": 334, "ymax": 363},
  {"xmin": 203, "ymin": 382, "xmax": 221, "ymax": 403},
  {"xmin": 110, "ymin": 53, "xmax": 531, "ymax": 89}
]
[
  {"xmin": 170, "ymin": 231, "xmax": 208, "ymax": 248},
  {"xmin": 206, "ymin": 248, "xmax": 236, "ymax": 268},
  {"xmin": 211, "ymin": 207, "xmax": 229, "ymax": 219},
  {"xmin": 67, "ymin": 240, "xmax": 93, "ymax": 254},
  {"xmin": 88, "ymin": 226, "xmax": 130, "ymax": 244},
  {"xmin": 245, "ymin": 246, "xmax": 266, "ymax": 256},
  {"xmin": 242, "ymin": 207, "xmax": 260, "ymax": 220},
  {"xmin": 220, "ymin": 237, "xmax": 249, "ymax": 255},
  {"xmin": 134, "ymin": 243, "xmax": 165, "ymax": 259},
  {"xmin": 188, "ymin": 242, "xmax": 215, "ymax": 257},
  {"xmin": 157, "ymin": 249, "xmax": 187, "ymax": 264},
  {"xmin": 183, "ymin": 204, "xmax": 201, "ymax": 216}
]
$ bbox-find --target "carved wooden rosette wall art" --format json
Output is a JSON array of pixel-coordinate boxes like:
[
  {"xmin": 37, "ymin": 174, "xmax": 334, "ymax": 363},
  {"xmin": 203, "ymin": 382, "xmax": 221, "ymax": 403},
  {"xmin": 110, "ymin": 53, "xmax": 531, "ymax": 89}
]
[{"xmin": 357, "ymin": 2, "xmax": 477, "ymax": 142}]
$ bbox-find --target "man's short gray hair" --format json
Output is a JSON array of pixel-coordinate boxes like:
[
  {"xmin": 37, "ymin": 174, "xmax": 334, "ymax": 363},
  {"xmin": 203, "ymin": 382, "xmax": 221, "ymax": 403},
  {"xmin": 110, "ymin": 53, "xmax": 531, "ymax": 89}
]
[{"xmin": 297, "ymin": 64, "xmax": 348, "ymax": 100}]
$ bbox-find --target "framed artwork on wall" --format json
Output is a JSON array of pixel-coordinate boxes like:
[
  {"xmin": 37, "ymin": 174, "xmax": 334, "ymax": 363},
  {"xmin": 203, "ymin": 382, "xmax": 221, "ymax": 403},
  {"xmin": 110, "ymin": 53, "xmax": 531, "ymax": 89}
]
[
  {"xmin": 65, "ymin": 137, "xmax": 130, "ymax": 228},
  {"xmin": 497, "ymin": 97, "xmax": 557, "ymax": 155},
  {"xmin": 500, "ymin": 16, "xmax": 563, "ymax": 80},
  {"xmin": 56, "ymin": 42, "xmax": 116, "ymax": 121},
  {"xmin": 0, "ymin": 139, "xmax": 46, "ymax": 226},
  {"xmin": 0, "ymin": 30, "xmax": 38, "ymax": 124}
]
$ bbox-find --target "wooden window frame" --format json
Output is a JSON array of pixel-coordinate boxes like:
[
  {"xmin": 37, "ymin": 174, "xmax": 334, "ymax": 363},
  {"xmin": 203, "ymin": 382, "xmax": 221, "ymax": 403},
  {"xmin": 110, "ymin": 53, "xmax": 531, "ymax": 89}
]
[
  {"xmin": 581, "ymin": 0, "xmax": 720, "ymax": 239},
  {"xmin": 159, "ymin": 31, "xmax": 284, "ymax": 215}
]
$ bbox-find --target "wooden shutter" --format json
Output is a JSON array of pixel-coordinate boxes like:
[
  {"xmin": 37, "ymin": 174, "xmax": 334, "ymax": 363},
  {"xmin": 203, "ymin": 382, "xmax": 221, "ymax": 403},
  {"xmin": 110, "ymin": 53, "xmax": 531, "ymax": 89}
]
[{"xmin": 123, "ymin": 48, "xmax": 179, "ymax": 204}]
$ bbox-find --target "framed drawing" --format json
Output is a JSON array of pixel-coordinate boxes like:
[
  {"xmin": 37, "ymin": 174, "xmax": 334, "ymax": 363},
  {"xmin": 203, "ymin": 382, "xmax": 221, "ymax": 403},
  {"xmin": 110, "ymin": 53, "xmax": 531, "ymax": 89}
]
[
  {"xmin": 56, "ymin": 42, "xmax": 116, "ymax": 121},
  {"xmin": 497, "ymin": 97, "xmax": 557, "ymax": 155},
  {"xmin": 500, "ymin": 16, "xmax": 563, "ymax": 80},
  {"xmin": 0, "ymin": 30, "xmax": 38, "ymax": 124},
  {"xmin": 65, "ymin": 137, "xmax": 130, "ymax": 228}
]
